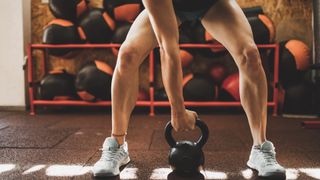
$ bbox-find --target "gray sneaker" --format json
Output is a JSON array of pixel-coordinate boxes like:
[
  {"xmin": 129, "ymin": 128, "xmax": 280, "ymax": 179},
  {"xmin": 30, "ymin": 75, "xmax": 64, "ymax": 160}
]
[
  {"xmin": 247, "ymin": 141, "xmax": 286, "ymax": 179},
  {"xmin": 92, "ymin": 137, "xmax": 130, "ymax": 177}
]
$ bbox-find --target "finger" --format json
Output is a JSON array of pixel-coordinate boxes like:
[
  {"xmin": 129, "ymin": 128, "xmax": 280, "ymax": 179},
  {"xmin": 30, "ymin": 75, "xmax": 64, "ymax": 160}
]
[{"xmin": 193, "ymin": 112, "xmax": 199, "ymax": 119}]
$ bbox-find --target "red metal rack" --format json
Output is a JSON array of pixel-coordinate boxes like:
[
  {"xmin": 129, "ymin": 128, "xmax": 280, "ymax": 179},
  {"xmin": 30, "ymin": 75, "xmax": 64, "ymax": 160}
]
[{"xmin": 27, "ymin": 43, "xmax": 280, "ymax": 116}]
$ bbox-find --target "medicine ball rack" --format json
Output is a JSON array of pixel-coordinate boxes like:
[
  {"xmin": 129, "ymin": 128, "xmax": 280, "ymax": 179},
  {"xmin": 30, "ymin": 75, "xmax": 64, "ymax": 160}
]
[{"xmin": 27, "ymin": 43, "xmax": 280, "ymax": 116}]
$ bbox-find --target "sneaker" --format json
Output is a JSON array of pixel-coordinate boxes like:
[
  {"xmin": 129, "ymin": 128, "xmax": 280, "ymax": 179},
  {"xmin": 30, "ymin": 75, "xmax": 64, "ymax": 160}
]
[
  {"xmin": 92, "ymin": 137, "xmax": 130, "ymax": 177},
  {"xmin": 247, "ymin": 141, "xmax": 286, "ymax": 179}
]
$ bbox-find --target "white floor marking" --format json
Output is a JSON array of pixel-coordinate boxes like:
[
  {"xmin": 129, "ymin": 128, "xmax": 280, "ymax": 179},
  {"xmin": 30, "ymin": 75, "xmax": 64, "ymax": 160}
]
[
  {"xmin": 46, "ymin": 165, "xmax": 91, "ymax": 176},
  {"xmin": 201, "ymin": 170, "xmax": 228, "ymax": 179},
  {"xmin": 300, "ymin": 168, "xmax": 320, "ymax": 179},
  {"xmin": 150, "ymin": 168, "xmax": 171, "ymax": 179},
  {"xmin": 0, "ymin": 164, "xmax": 15, "ymax": 174},
  {"xmin": 241, "ymin": 169, "xmax": 253, "ymax": 179},
  {"xmin": 120, "ymin": 168, "xmax": 138, "ymax": 179},
  {"xmin": 22, "ymin": 165, "xmax": 46, "ymax": 174}
]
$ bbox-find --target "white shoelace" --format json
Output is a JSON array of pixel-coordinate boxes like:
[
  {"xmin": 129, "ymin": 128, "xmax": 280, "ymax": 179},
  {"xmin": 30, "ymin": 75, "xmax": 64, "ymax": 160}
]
[{"xmin": 261, "ymin": 151, "xmax": 278, "ymax": 166}]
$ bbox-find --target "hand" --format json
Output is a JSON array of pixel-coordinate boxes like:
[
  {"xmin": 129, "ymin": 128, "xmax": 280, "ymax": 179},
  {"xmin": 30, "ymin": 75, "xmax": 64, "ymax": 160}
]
[{"xmin": 171, "ymin": 109, "xmax": 198, "ymax": 132}]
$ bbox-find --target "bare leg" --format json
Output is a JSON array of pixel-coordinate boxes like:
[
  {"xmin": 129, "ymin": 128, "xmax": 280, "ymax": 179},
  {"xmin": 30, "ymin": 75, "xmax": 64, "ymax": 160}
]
[
  {"xmin": 111, "ymin": 10, "xmax": 157, "ymax": 144},
  {"xmin": 201, "ymin": 0, "xmax": 267, "ymax": 145}
]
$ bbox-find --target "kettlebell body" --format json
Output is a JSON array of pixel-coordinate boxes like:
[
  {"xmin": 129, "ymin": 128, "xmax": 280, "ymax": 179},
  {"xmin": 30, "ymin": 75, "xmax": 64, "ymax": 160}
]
[{"xmin": 165, "ymin": 120, "xmax": 209, "ymax": 176}]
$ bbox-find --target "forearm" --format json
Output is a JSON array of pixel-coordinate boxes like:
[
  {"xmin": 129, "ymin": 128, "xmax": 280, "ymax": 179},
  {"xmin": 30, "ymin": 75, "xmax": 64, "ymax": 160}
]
[
  {"xmin": 142, "ymin": 0, "xmax": 186, "ymax": 115},
  {"xmin": 160, "ymin": 45, "xmax": 186, "ymax": 116}
]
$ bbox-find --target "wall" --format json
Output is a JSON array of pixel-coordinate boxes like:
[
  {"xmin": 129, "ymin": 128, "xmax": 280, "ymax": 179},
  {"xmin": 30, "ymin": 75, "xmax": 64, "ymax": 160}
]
[{"xmin": 0, "ymin": 0, "xmax": 30, "ymax": 107}]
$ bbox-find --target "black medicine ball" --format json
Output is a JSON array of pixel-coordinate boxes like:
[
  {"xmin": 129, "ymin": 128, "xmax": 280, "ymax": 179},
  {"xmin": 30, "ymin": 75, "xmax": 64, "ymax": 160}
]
[
  {"xmin": 43, "ymin": 19, "xmax": 83, "ymax": 57},
  {"xmin": 49, "ymin": 0, "xmax": 89, "ymax": 22},
  {"xmin": 78, "ymin": 9, "xmax": 116, "ymax": 43},
  {"xmin": 40, "ymin": 70, "xmax": 77, "ymax": 100},
  {"xmin": 247, "ymin": 14, "xmax": 275, "ymax": 44},
  {"xmin": 183, "ymin": 74, "xmax": 217, "ymax": 101},
  {"xmin": 103, "ymin": 0, "xmax": 143, "ymax": 23},
  {"xmin": 75, "ymin": 60, "xmax": 114, "ymax": 101}
]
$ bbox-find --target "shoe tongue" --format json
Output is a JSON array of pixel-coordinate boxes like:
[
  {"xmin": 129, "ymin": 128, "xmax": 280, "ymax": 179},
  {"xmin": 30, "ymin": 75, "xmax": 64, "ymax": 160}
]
[
  {"xmin": 260, "ymin": 141, "xmax": 274, "ymax": 151},
  {"xmin": 103, "ymin": 137, "xmax": 119, "ymax": 150}
]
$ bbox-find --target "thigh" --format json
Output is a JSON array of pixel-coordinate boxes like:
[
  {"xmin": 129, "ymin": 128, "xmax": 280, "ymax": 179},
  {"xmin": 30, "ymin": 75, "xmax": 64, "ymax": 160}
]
[
  {"xmin": 201, "ymin": 0, "xmax": 256, "ymax": 58},
  {"xmin": 122, "ymin": 9, "xmax": 158, "ymax": 58}
]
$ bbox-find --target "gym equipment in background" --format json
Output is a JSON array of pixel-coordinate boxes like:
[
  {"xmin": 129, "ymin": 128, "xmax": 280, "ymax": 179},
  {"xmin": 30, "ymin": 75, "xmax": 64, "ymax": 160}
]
[
  {"xmin": 75, "ymin": 60, "xmax": 113, "ymax": 101},
  {"xmin": 183, "ymin": 74, "xmax": 217, "ymax": 101},
  {"xmin": 103, "ymin": 0, "xmax": 143, "ymax": 23},
  {"xmin": 49, "ymin": 0, "xmax": 89, "ymax": 22},
  {"xmin": 191, "ymin": 21, "xmax": 226, "ymax": 57},
  {"xmin": 283, "ymin": 81, "xmax": 315, "ymax": 115},
  {"xmin": 247, "ymin": 14, "xmax": 275, "ymax": 44},
  {"xmin": 302, "ymin": 0, "xmax": 320, "ymax": 128},
  {"xmin": 43, "ymin": 19, "xmax": 83, "ymax": 56},
  {"xmin": 278, "ymin": 40, "xmax": 311, "ymax": 89},
  {"xmin": 179, "ymin": 31, "xmax": 195, "ymax": 67},
  {"xmin": 111, "ymin": 22, "xmax": 132, "ymax": 56},
  {"xmin": 137, "ymin": 89, "xmax": 149, "ymax": 101},
  {"xmin": 165, "ymin": 119, "xmax": 209, "ymax": 176},
  {"xmin": 243, "ymin": 6, "xmax": 264, "ymax": 17},
  {"xmin": 154, "ymin": 88, "xmax": 168, "ymax": 101},
  {"xmin": 209, "ymin": 62, "xmax": 228, "ymax": 84},
  {"xmin": 78, "ymin": 9, "xmax": 115, "ymax": 43},
  {"xmin": 219, "ymin": 73, "xmax": 240, "ymax": 101},
  {"xmin": 40, "ymin": 70, "xmax": 77, "ymax": 100}
]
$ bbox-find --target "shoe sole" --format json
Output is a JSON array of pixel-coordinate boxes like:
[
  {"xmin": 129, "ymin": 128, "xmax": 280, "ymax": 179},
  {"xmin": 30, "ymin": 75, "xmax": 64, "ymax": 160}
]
[
  {"xmin": 93, "ymin": 156, "xmax": 131, "ymax": 177},
  {"xmin": 247, "ymin": 162, "xmax": 286, "ymax": 180}
]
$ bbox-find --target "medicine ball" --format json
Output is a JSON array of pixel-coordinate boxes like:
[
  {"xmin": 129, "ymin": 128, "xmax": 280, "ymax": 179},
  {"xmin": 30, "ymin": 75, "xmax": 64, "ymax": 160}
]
[
  {"xmin": 179, "ymin": 31, "xmax": 195, "ymax": 67},
  {"xmin": 137, "ymin": 89, "xmax": 149, "ymax": 101},
  {"xmin": 243, "ymin": 6, "xmax": 264, "ymax": 17},
  {"xmin": 278, "ymin": 40, "xmax": 311, "ymax": 89},
  {"xmin": 49, "ymin": 0, "xmax": 89, "ymax": 22},
  {"xmin": 247, "ymin": 14, "xmax": 275, "ymax": 44},
  {"xmin": 183, "ymin": 74, "xmax": 217, "ymax": 101},
  {"xmin": 192, "ymin": 21, "xmax": 226, "ymax": 57},
  {"xmin": 111, "ymin": 22, "xmax": 132, "ymax": 56},
  {"xmin": 219, "ymin": 73, "xmax": 240, "ymax": 101},
  {"xmin": 283, "ymin": 81, "xmax": 315, "ymax": 115},
  {"xmin": 103, "ymin": 0, "xmax": 143, "ymax": 23},
  {"xmin": 43, "ymin": 19, "xmax": 83, "ymax": 56},
  {"xmin": 209, "ymin": 62, "xmax": 228, "ymax": 84},
  {"xmin": 40, "ymin": 70, "xmax": 77, "ymax": 100},
  {"xmin": 78, "ymin": 9, "xmax": 115, "ymax": 43},
  {"xmin": 154, "ymin": 88, "xmax": 168, "ymax": 101},
  {"xmin": 75, "ymin": 60, "xmax": 113, "ymax": 101}
]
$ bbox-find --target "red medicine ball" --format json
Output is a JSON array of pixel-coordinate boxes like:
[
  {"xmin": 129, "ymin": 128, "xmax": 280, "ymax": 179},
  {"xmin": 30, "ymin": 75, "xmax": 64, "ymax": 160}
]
[{"xmin": 219, "ymin": 73, "xmax": 240, "ymax": 101}]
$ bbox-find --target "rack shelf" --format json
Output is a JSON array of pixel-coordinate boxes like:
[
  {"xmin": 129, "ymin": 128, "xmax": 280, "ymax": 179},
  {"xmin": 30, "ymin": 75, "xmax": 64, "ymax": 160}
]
[{"xmin": 27, "ymin": 43, "xmax": 280, "ymax": 116}]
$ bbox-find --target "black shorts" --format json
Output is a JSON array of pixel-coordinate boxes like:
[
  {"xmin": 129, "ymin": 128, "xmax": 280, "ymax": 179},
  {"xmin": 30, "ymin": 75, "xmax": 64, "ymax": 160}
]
[{"xmin": 174, "ymin": 0, "xmax": 218, "ymax": 22}]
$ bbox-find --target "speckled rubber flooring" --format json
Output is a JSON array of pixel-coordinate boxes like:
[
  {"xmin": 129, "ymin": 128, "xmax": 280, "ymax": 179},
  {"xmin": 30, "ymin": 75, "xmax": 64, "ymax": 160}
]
[{"xmin": 0, "ymin": 110, "xmax": 319, "ymax": 180}]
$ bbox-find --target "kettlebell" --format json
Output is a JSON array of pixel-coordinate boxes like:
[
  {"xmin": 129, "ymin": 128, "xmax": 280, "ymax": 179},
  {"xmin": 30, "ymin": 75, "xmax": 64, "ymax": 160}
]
[{"xmin": 165, "ymin": 119, "xmax": 209, "ymax": 176}]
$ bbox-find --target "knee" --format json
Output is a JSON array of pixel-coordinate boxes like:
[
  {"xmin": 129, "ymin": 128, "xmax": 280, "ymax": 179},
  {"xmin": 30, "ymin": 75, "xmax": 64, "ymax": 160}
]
[
  {"xmin": 236, "ymin": 45, "xmax": 262, "ymax": 73},
  {"xmin": 116, "ymin": 44, "xmax": 141, "ymax": 75}
]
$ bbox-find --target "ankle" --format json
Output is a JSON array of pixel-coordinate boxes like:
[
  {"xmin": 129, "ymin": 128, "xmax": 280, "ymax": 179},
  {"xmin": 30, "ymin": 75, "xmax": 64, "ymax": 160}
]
[{"xmin": 111, "ymin": 133, "xmax": 126, "ymax": 145}]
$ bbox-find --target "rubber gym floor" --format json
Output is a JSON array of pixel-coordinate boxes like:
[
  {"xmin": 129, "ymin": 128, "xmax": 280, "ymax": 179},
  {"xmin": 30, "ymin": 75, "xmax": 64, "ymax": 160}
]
[{"xmin": 0, "ymin": 110, "xmax": 320, "ymax": 180}]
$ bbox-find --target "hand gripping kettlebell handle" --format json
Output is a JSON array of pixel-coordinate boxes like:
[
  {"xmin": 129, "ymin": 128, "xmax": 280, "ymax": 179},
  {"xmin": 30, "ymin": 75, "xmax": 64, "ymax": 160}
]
[{"xmin": 164, "ymin": 119, "xmax": 209, "ymax": 148}]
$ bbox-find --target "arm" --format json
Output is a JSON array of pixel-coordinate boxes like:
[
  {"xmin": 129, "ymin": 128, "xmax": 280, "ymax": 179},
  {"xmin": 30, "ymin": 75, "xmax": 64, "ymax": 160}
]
[{"xmin": 143, "ymin": 0, "xmax": 196, "ymax": 130}]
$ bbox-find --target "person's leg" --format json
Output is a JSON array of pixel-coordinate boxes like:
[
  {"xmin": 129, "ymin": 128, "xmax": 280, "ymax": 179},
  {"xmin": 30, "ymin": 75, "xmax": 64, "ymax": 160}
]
[
  {"xmin": 201, "ymin": 0, "xmax": 285, "ymax": 178},
  {"xmin": 93, "ymin": 10, "xmax": 158, "ymax": 177},
  {"xmin": 201, "ymin": 0, "xmax": 266, "ymax": 146},
  {"xmin": 111, "ymin": 10, "xmax": 158, "ymax": 144}
]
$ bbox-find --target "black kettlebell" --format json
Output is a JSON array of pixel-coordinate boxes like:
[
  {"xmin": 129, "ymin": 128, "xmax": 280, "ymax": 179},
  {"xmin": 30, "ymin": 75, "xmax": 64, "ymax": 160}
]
[{"xmin": 165, "ymin": 119, "xmax": 209, "ymax": 176}]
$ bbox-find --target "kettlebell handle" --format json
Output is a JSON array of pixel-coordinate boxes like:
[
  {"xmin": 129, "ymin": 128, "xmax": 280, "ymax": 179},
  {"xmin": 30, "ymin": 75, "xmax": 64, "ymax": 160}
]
[{"xmin": 164, "ymin": 119, "xmax": 209, "ymax": 148}]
